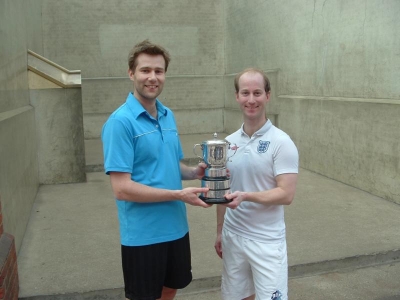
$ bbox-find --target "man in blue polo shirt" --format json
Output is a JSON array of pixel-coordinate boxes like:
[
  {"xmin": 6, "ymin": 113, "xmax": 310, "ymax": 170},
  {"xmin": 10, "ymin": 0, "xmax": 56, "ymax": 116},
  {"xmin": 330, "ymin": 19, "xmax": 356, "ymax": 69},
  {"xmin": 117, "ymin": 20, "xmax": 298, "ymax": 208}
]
[{"xmin": 102, "ymin": 40, "xmax": 211, "ymax": 300}]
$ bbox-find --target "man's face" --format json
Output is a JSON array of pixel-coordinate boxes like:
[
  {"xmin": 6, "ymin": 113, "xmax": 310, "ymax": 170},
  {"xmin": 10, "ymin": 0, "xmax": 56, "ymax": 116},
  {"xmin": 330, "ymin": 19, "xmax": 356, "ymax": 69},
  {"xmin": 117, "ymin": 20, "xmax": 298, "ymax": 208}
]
[
  {"xmin": 128, "ymin": 53, "xmax": 166, "ymax": 103},
  {"xmin": 236, "ymin": 72, "xmax": 270, "ymax": 121}
]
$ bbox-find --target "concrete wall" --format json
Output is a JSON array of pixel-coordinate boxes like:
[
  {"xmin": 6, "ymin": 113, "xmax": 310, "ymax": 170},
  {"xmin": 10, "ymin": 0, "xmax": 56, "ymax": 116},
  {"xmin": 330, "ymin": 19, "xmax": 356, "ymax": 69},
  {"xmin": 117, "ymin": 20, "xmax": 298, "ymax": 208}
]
[
  {"xmin": 40, "ymin": 0, "xmax": 400, "ymax": 203},
  {"xmin": 0, "ymin": 0, "xmax": 398, "ymax": 256},
  {"xmin": 40, "ymin": 0, "xmax": 226, "ymax": 138},
  {"xmin": 30, "ymin": 86, "xmax": 86, "ymax": 184},
  {"xmin": 0, "ymin": 0, "xmax": 43, "ymax": 252},
  {"xmin": 224, "ymin": 0, "xmax": 400, "ymax": 203}
]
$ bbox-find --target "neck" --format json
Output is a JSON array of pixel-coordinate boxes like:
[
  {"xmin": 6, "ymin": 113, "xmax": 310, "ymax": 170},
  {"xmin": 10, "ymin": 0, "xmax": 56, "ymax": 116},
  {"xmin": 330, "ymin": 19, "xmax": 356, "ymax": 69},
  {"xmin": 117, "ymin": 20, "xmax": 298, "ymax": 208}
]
[
  {"xmin": 243, "ymin": 118, "xmax": 268, "ymax": 137},
  {"xmin": 134, "ymin": 93, "xmax": 158, "ymax": 118},
  {"xmin": 145, "ymin": 104, "xmax": 157, "ymax": 118},
  {"xmin": 147, "ymin": 106, "xmax": 158, "ymax": 118}
]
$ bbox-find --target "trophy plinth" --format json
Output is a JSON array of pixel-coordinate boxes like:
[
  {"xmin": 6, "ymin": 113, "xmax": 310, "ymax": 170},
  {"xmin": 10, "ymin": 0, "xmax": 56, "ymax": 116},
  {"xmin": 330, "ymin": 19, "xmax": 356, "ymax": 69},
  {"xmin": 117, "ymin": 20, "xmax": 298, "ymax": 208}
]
[{"xmin": 193, "ymin": 133, "xmax": 237, "ymax": 204}]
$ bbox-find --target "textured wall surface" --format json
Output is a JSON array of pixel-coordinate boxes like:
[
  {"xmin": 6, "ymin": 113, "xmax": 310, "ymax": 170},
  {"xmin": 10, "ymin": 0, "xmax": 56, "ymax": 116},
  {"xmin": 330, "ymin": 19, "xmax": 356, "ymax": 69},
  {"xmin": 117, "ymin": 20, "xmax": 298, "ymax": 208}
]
[
  {"xmin": 82, "ymin": 75, "xmax": 226, "ymax": 138},
  {"xmin": 1, "ymin": 0, "xmax": 398, "ymax": 260},
  {"xmin": 225, "ymin": 0, "xmax": 400, "ymax": 99},
  {"xmin": 41, "ymin": 0, "xmax": 225, "ymax": 77},
  {"xmin": 0, "ymin": 107, "xmax": 39, "ymax": 253},
  {"xmin": 279, "ymin": 96, "xmax": 400, "ymax": 202},
  {"xmin": 40, "ymin": 0, "xmax": 400, "ymax": 202},
  {"xmin": 0, "ymin": 0, "xmax": 42, "ymax": 252},
  {"xmin": 41, "ymin": 0, "xmax": 226, "ymax": 138},
  {"xmin": 30, "ymin": 88, "xmax": 86, "ymax": 184},
  {"xmin": 224, "ymin": 0, "xmax": 400, "ymax": 203}
]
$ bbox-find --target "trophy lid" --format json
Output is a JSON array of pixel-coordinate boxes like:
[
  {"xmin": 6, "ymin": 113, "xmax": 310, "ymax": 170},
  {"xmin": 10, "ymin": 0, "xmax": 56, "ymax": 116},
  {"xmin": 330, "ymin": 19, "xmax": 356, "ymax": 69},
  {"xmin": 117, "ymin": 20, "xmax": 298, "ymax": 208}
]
[{"xmin": 202, "ymin": 133, "xmax": 229, "ymax": 145}]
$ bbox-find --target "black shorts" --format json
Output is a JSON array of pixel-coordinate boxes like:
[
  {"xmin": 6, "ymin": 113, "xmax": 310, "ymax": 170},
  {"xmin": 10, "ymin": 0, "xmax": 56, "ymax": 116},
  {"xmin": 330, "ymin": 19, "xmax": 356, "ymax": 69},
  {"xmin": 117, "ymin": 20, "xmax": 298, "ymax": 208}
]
[{"xmin": 121, "ymin": 233, "xmax": 192, "ymax": 300}]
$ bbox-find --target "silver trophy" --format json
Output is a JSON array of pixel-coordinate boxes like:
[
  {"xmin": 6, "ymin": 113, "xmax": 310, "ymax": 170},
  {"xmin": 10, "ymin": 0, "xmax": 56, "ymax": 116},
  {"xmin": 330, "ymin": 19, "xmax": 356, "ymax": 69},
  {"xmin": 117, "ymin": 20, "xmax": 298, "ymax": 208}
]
[{"xmin": 193, "ymin": 133, "xmax": 237, "ymax": 204}]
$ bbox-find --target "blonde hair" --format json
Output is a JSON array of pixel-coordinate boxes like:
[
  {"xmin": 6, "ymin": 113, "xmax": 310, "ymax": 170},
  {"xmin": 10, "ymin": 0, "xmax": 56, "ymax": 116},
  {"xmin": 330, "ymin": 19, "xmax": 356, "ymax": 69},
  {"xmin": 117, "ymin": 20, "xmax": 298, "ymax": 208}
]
[{"xmin": 234, "ymin": 68, "xmax": 271, "ymax": 93}]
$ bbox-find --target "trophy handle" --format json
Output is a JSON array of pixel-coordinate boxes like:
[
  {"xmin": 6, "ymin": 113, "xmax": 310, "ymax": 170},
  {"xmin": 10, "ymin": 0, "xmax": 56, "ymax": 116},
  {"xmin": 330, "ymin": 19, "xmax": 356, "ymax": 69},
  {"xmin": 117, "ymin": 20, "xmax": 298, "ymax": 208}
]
[
  {"xmin": 227, "ymin": 143, "xmax": 238, "ymax": 160},
  {"xmin": 193, "ymin": 144, "xmax": 204, "ymax": 161}
]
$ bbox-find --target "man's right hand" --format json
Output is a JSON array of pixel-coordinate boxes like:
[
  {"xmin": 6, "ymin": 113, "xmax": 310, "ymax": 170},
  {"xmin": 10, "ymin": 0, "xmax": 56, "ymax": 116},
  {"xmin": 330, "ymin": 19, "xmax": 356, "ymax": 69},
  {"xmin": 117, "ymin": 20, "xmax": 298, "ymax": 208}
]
[
  {"xmin": 179, "ymin": 187, "xmax": 211, "ymax": 208},
  {"xmin": 214, "ymin": 233, "xmax": 223, "ymax": 258}
]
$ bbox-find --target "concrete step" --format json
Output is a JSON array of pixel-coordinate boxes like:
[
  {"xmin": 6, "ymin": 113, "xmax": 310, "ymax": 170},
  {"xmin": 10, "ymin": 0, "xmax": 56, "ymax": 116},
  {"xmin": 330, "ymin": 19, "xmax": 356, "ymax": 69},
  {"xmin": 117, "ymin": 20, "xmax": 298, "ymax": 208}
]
[
  {"xmin": 179, "ymin": 261, "xmax": 400, "ymax": 300},
  {"xmin": 18, "ymin": 262, "xmax": 400, "ymax": 299}
]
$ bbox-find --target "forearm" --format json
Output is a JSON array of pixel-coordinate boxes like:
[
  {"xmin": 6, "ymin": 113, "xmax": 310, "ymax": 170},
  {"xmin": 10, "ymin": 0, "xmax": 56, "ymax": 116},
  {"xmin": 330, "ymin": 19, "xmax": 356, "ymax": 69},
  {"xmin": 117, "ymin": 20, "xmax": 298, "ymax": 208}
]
[
  {"xmin": 249, "ymin": 173, "xmax": 297, "ymax": 205},
  {"xmin": 216, "ymin": 205, "xmax": 226, "ymax": 234},
  {"xmin": 243, "ymin": 187, "xmax": 293, "ymax": 205},
  {"xmin": 112, "ymin": 177, "xmax": 180, "ymax": 202},
  {"xmin": 110, "ymin": 172, "xmax": 210, "ymax": 207},
  {"xmin": 180, "ymin": 162, "xmax": 197, "ymax": 180},
  {"xmin": 228, "ymin": 173, "xmax": 298, "ymax": 207}
]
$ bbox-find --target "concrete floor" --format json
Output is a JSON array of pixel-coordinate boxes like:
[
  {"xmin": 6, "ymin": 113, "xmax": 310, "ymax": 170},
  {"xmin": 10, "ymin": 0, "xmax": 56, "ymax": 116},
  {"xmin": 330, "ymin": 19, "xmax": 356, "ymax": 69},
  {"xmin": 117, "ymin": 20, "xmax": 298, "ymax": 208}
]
[{"xmin": 17, "ymin": 135, "xmax": 400, "ymax": 299}]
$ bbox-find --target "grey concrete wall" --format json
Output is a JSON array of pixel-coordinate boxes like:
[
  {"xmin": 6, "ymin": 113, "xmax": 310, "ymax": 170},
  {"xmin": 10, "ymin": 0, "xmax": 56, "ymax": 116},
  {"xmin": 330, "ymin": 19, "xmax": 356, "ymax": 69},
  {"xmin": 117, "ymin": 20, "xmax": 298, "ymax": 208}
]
[
  {"xmin": 280, "ymin": 96, "xmax": 400, "ymax": 202},
  {"xmin": 0, "ymin": 0, "xmax": 43, "ymax": 252},
  {"xmin": 224, "ymin": 0, "xmax": 400, "ymax": 203},
  {"xmin": 225, "ymin": 0, "xmax": 399, "ymax": 99},
  {"xmin": 40, "ymin": 0, "xmax": 226, "ymax": 138},
  {"xmin": 82, "ymin": 76, "xmax": 225, "ymax": 138},
  {"xmin": 38, "ymin": 0, "xmax": 399, "ymax": 204},
  {"xmin": 30, "ymin": 87, "xmax": 86, "ymax": 184}
]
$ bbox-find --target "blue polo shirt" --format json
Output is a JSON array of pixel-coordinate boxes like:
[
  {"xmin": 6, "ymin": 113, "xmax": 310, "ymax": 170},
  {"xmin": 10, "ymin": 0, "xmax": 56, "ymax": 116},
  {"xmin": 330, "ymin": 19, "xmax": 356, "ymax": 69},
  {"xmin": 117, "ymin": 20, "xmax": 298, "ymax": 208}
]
[{"xmin": 101, "ymin": 93, "xmax": 188, "ymax": 246}]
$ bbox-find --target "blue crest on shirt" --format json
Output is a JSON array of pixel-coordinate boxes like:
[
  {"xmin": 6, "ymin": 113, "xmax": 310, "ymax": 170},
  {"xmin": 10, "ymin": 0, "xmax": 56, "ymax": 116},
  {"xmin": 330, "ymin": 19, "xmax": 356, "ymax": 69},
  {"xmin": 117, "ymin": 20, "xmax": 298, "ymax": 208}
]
[
  {"xmin": 257, "ymin": 140, "xmax": 270, "ymax": 153},
  {"xmin": 271, "ymin": 290, "xmax": 282, "ymax": 299}
]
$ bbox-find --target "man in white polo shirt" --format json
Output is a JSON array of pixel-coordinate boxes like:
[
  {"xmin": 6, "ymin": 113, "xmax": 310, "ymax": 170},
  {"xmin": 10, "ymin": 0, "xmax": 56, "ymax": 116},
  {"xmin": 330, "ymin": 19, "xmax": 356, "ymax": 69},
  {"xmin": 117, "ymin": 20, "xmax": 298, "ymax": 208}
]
[{"xmin": 214, "ymin": 68, "xmax": 299, "ymax": 300}]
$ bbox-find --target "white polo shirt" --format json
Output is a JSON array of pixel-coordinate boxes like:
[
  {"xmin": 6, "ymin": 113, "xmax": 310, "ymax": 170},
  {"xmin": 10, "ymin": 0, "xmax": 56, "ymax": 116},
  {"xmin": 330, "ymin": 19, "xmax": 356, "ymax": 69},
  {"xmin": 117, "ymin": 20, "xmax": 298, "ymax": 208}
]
[{"xmin": 224, "ymin": 120, "xmax": 299, "ymax": 242}]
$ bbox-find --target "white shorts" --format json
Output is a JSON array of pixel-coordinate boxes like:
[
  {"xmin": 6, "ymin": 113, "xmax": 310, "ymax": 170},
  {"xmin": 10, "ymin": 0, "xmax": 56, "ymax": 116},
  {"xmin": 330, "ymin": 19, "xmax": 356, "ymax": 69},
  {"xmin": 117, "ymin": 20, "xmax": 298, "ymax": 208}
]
[{"xmin": 221, "ymin": 228, "xmax": 288, "ymax": 300}]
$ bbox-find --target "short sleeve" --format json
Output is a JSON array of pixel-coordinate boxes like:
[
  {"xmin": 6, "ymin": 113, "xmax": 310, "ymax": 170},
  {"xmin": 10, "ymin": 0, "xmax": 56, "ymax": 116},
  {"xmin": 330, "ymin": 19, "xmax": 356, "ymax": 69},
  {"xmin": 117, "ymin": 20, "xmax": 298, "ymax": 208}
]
[
  {"xmin": 273, "ymin": 136, "xmax": 299, "ymax": 176},
  {"xmin": 102, "ymin": 118, "xmax": 134, "ymax": 175}
]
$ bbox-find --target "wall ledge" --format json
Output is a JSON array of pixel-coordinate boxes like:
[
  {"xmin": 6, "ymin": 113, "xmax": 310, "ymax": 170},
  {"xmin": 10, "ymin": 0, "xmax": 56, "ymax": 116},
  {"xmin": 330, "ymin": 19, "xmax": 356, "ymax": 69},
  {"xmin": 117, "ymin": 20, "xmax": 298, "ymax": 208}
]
[
  {"xmin": 279, "ymin": 95, "xmax": 400, "ymax": 105},
  {"xmin": 0, "ymin": 106, "xmax": 32, "ymax": 122}
]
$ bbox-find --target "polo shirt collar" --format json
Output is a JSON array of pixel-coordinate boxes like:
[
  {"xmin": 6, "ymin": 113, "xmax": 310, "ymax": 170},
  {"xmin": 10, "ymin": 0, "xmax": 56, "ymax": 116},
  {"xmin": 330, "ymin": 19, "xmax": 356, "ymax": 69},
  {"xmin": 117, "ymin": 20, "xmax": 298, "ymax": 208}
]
[
  {"xmin": 240, "ymin": 119, "xmax": 272, "ymax": 137},
  {"xmin": 126, "ymin": 92, "xmax": 167, "ymax": 119}
]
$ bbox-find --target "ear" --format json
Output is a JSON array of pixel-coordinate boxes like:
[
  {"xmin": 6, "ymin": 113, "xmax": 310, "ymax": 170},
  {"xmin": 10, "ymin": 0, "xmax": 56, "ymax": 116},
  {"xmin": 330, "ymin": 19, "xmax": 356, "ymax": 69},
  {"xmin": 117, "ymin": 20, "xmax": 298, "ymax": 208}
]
[
  {"xmin": 235, "ymin": 92, "xmax": 240, "ymax": 103},
  {"xmin": 266, "ymin": 91, "xmax": 271, "ymax": 103},
  {"xmin": 128, "ymin": 69, "xmax": 134, "ymax": 81}
]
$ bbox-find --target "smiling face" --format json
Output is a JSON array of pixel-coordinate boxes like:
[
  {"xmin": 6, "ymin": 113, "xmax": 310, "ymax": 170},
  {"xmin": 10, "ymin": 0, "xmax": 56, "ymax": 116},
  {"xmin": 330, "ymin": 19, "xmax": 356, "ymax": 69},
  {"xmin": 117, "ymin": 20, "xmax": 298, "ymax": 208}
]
[
  {"xmin": 128, "ymin": 53, "xmax": 166, "ymax": 104},
  {"xmin": 236, "ymin": 71, "xmax": 271, "ymax": 123}
]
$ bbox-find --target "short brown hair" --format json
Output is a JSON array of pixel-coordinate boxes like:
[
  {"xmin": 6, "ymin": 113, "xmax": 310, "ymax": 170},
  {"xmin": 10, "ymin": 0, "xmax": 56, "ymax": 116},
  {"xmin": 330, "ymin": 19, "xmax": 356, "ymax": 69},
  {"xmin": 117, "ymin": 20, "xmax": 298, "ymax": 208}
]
[
  {"xmin": 128, "ymin": 39, "xmax": 171, "ymax": 72},
  {"xmin": 234, "ymin": 68, "xmax": 271, "ymax": 93}
]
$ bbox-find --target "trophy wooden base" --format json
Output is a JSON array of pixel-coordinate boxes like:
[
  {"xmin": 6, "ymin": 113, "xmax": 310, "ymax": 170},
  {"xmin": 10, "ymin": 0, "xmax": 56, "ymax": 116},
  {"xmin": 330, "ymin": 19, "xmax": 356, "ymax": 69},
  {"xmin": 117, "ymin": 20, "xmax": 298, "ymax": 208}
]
[{"xmin": 199, "ymin": 196, "xmax": 232, "ymax": 204}]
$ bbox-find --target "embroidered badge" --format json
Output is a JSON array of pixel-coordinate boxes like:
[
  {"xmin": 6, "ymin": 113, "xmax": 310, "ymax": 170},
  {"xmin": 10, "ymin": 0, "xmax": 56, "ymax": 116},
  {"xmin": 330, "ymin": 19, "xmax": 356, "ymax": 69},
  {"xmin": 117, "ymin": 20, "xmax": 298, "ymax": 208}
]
[
  {"xmin": 257, "ymin": 140, "xmax": 270, "ymax": 153},
  {"xmin": 271, "ymin": 290, "xmax": 282, "ymax": 300}
]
